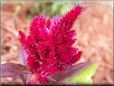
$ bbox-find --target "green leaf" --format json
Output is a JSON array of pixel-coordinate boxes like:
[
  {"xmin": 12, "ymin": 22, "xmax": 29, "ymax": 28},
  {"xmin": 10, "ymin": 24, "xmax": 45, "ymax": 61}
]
[
  {"xmin": 60, "ymin": 4, "xmax": 69, "ymax": 15},
  {"xmin": 52, "ymin": 3, "xmax": 61, "ymax": 12},
  {"xmin": 66, "ymin": 63, "xmax": 99, "ymax": 84}
]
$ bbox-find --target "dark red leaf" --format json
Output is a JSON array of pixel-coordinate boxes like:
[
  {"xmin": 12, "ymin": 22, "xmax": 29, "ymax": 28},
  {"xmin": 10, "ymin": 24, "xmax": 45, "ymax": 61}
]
[
  {"xmin": 19, "ymin": 48, "xmax": 27, "ymax": 65},
  {"xmin": 50, "ymin": 62, "xmax": 91, "ymax": 83},
  {"xmin": 0, "ymin": 63, "xmax": 31, "ymax": 84}
]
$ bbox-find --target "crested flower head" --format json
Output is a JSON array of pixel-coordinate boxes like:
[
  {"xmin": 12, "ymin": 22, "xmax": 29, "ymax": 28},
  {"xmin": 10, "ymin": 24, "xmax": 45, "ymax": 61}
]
[{"xmin": 19, "ymin": 5, "xmax": 83, "ymax": 83}]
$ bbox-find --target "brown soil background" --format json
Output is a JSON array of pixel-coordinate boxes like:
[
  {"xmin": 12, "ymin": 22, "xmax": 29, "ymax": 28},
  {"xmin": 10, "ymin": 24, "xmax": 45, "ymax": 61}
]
[{"xmin": 1, "ymin": 1, "xmax": 113, "ymax": 84}]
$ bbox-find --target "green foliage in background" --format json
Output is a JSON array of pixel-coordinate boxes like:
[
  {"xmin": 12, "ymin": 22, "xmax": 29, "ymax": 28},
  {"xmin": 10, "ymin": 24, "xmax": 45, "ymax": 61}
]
[
  {"xmin": 65, "ymin": 63, "xmax": 99, "ymax": 84},
  {"xmin": 2, "ymin": 0, "xmax": 82, "ymax": 20},
  {"xmin": 28, "ymin": 1, "xmax": 70, "ymax": 19},
  {"xmin": 52, "ymin": 2, "xmax": 70, "ymax": 16}
]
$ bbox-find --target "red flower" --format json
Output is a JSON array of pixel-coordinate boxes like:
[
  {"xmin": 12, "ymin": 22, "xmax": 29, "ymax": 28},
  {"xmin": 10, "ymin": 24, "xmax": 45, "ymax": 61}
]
[{"xmin": 19, "ymin": 5, "xmax": 82, "ymax": 83}]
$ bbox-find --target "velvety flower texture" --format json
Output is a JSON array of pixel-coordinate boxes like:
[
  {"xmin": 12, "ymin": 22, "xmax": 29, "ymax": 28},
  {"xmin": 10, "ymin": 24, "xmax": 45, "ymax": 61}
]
[{"xmin": 19, "ymin": 5, "xmax": 82, "ymax": 83}]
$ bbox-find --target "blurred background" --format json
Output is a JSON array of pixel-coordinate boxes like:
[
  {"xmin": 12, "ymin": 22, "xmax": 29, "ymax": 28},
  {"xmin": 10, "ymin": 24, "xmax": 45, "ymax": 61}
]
[{"xmin": 1, "ymin": 0, "xmax": 113, "ymax": 84}]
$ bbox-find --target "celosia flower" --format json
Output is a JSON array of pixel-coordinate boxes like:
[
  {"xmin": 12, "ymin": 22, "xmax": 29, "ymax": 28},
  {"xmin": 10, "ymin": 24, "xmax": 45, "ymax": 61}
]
[{"xmin": 19, "ymin": 5, "xmax": 83, "ymax": 83}]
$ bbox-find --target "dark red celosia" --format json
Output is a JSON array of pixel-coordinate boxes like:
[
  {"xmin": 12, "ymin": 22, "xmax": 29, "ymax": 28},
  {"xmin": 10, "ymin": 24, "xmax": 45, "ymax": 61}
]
[{"xmin": 19, "ymin": 5, "xmax": 83, "ymax": 83}]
